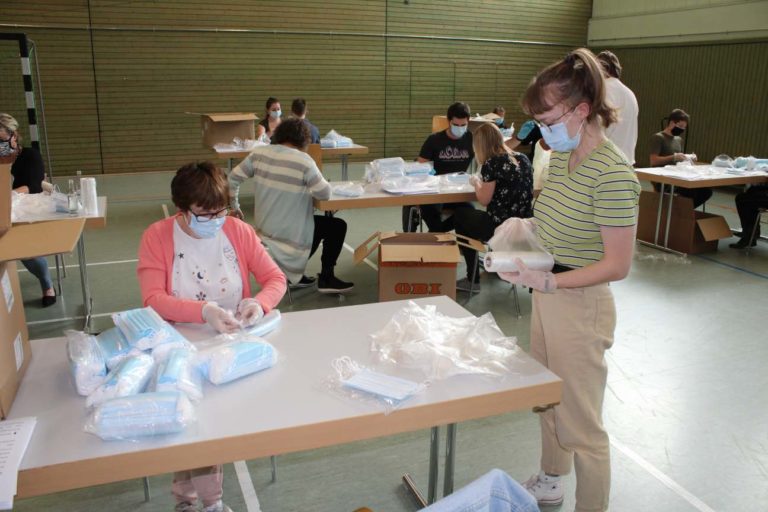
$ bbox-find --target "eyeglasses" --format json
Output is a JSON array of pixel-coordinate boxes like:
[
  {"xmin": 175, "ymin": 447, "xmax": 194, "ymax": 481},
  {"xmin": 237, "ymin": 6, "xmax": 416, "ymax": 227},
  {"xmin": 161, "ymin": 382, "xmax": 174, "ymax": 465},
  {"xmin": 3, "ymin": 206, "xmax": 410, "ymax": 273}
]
[
  {"xmin": 190, "ymin": 206, "xmax": 230, "ymax": 222},
  {"xmin": 534, "ymin": 107, "xmax": 576, "ymax": 130}
]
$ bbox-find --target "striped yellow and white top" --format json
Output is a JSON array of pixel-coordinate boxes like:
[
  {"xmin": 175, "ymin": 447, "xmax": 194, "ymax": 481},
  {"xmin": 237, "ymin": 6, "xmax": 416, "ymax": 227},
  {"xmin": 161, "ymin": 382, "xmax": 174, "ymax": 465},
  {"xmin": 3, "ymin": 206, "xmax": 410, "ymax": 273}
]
[{"xmin": 534, "ymin": 140, "xmax": 640, "ymax": 268}]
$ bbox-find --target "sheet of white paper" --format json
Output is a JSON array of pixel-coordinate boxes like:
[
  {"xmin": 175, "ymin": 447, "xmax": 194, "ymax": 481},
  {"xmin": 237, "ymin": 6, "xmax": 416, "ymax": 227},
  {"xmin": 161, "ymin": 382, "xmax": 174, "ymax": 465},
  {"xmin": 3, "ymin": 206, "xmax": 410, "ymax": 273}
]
[
  {"xmin": 0, "ymin": 271, "xmax": 12, "ymax": 313},
  {"xmin": 0, "ymin": 417, "xmax": 36, "ymax": 510}
]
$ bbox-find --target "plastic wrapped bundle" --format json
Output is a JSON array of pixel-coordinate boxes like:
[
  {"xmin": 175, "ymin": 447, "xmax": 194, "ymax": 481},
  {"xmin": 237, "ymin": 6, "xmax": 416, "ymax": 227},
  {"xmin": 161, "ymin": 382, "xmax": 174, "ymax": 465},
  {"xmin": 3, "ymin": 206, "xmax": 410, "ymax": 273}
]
[
  {"xmin": 150, "ymin": 334, "xmax": 195, "ymax": 364},
  {"xmin": 200, "ymin": 339, "xmax": 277, "ymax": 385},
  {"xmin": 95, "ymin": 327, "xmax": 136, "ymax": 370},
  {"xmin": 320, "ymin": 129, "xmax": 353, "ymax": 148},
  {"xmin": 153, "ymin": 348, "xmax": 203, "ymax": 401},
  {"xmin": 84, "ymin": 391, "xmax": 195, "ymax": 441},
  {"xmin": 245, "ymin": 309, "xmax": 282, "ymax": 337},
  {"xmin": 381, "ymin": 175, "xmax": 439, "ymax": 195},
  {"xmin": 403, "ymin": 162, "xmax": 434, "ymax": 176},
  {"xmin": 112, "ymin": 307, "xmax": 187, "ymax": 351},
  {"xmin": 86, "ymin": 353, "xmax": 155, "ymax": 408},
  {"xmin": 332, "ymin": 182, "xmax": 365, "ymax": 198},
  {"xmin": 484, "ymin": 251, "xmax": 555, "ymax": 272},
  {"xmin": 65, "ymin": 330, "xmax": 107, "ymax": 396}
]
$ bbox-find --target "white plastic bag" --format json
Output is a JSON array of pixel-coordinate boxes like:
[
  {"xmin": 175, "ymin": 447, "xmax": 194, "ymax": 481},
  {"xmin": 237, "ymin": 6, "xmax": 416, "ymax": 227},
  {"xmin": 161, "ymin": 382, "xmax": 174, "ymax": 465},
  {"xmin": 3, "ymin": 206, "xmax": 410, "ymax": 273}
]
[
  {"xmin": 332, "ymin": 182, "xmax": 365, "ymax": 198},
  {"xmin": 485, "ymin": 218, "xmax": 554, "ymax": 272},
  {"xmin": 65, "ymin": 330, "xmax": 107, "ymax": 396}
]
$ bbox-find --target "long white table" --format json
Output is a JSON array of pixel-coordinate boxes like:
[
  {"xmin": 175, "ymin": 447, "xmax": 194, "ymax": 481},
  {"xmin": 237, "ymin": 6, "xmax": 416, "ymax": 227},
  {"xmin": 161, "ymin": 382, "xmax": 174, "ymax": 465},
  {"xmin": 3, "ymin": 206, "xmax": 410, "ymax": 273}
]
[
  {"xmin": 9, "ymin": 297, "xmax": 561, "ymax": 504},
  {"xmin": 314, "ymin": 181, "xmax": 477, "ymax": 212}
]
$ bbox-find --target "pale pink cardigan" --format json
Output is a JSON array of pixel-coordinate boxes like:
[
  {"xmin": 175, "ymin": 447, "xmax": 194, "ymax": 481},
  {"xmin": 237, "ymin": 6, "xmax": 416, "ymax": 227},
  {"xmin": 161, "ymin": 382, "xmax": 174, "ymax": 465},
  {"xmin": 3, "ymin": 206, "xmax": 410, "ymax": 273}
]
[{"xmin": 137, "ymin": 215, "xmax": 287, "ymax": 324}]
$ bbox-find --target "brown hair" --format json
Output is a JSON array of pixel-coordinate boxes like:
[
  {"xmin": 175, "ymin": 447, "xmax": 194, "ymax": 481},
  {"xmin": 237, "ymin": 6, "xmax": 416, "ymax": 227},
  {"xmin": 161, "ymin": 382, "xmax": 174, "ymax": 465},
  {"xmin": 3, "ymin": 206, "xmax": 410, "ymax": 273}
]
[
  {"xmin": 271, "ymin": 117, "xmax": 311, "ymax": 149},
  {"xmin": 668, "ymin": 108, "xmax": 690, "ymax": 124},
  {"xmin": 473, "ymin": 123, "xmax": 509, "ymax": 166},
  {"xmin": 597, "ymin": 50, "xmax": 622, "ymax": 79},
  {"xmin": 291, "ymin": 98, "xmax": 307, "ymax": 116},
  {"xmin": 171, "ymin": 161, "xmax": 229, "ymax": 212},
  {"xmin": 522, "ymin": 48, "xmax": 617, "ymax": 128}
]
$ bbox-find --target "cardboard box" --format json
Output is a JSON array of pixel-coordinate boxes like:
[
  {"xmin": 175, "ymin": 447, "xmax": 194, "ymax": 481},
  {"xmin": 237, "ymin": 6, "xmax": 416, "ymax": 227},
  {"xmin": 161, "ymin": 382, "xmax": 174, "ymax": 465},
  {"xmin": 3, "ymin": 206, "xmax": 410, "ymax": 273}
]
[
  {"xmin": 0, "ymin": 164, "xmax": 11, "ymax": 239},
  {"xmin": 355, "ymin": 231, "xmax": 483, "ymax": 302},
  {"xmin": 0, "ymin": 261, "xmax": 31, "ymax": 419},
  {"xmin": 432, "ymin": 113, "xmax": 500, "ymax": 134},
  {"xmin": 199, "ymin": 113, "xmax": 259, "ymax": 148},
  {"xmin": 637, "ymin": 190, "xmax": 733, "ymax": 254}
]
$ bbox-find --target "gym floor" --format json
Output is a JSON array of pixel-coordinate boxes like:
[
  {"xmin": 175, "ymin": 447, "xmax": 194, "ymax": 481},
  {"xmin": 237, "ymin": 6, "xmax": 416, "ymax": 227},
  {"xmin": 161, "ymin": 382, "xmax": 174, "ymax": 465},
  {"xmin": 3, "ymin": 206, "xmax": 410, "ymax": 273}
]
[{"xmin": 12, "ymin": 162, "xmax": 768, "ymax": 512}]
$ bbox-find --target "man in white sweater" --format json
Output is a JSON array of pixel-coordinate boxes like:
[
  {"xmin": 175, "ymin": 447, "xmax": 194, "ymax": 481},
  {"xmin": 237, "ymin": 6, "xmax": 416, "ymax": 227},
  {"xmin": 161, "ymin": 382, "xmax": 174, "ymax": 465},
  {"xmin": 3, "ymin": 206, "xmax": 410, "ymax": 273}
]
[{"xmin": 597, "ymin": 51, "xmax": 639, "ymax": 166}]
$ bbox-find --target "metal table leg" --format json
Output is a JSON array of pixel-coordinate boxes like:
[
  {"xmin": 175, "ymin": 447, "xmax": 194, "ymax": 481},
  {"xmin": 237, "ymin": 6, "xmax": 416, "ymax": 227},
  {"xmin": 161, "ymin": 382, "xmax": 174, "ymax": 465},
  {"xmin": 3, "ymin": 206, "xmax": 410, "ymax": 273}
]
[
  {"xmin": 402, "ymin": 425, "xmax": 442, "ymax": 505},
  {"xmin": 143, "ymin": 476, "xmax": 151, "ymax": 501},
  {"xmin": 637, "ymin": 182, "xmax": 687, "ymax": 257},
  {"xmin": 341, "ymin": 154, "xmax": 349, "ymax": 181},
  {"xmin": 663, "ymin": 184, "xmax": 676, "ymax": 248},
  {"xmin": 443, "ymin": 423, "xmax": 457, "ymax": 497},
  {"xmin": 270, "ymin": 455, "xmax": 277, "ymax": 483},
  {"xmin": 77, "ymin": 234, "xmax": 92, "ymax": 332},
  {"xmin": 653, "ymin": 183, "xmax": 665, "ymax": 245}
]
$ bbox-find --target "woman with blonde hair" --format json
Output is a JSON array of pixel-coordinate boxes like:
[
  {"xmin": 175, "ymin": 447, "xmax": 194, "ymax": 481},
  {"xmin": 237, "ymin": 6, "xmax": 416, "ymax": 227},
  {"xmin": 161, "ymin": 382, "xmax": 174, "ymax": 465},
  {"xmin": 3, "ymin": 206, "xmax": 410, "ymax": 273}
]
[
  {"xmin": 501, "ymin": 48, "xmax": 640, "ymax": 511},
  {"xmin": 454, "ymin": 121, "xmax": 533, "ymax": 291}
]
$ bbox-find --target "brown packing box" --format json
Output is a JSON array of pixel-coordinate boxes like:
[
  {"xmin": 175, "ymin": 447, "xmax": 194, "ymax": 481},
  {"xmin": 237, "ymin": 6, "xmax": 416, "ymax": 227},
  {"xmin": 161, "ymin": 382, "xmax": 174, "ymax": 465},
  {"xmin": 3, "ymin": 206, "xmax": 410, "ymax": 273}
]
[
  {"xmin": 637, "ymin": 190, "xmax": 733, "ymax": 254},
  {"xmin": 0, "ymin": 261, "xmax": 30, "ymax": 419},
  {"xmin": 199, "ymin": 113, "xmax": 259, "ymax": 148},
  {"xmin": 432, "ymin": 113, "xmax": 500, "ymax": 134},
  {"xmin": 354, "ymin": 231, "xmax": 483, "ymax": 302},
  {"xmin": 0, "ymin": 164, "xmax": 11, "ymax": 239}
]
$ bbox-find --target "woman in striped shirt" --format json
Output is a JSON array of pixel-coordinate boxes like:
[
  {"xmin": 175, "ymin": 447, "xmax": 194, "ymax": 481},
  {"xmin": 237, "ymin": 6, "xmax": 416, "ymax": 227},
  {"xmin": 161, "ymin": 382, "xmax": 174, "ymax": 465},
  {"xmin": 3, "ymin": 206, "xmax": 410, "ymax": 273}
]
[{"xmin": 501, "ymin": 48, "xmax": 640, "ymax": 512}]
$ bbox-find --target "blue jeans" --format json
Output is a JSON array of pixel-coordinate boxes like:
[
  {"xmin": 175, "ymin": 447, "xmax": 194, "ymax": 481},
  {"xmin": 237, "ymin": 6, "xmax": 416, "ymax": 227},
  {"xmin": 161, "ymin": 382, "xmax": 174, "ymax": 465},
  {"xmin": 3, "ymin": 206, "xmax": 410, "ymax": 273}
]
[
  {"xmin": 21, "ymin": 257, "xmax": 53, "ymax": 292},
  {"xmin": 421, "ymin": 469, "xmax": 539, "ymax": 512}
]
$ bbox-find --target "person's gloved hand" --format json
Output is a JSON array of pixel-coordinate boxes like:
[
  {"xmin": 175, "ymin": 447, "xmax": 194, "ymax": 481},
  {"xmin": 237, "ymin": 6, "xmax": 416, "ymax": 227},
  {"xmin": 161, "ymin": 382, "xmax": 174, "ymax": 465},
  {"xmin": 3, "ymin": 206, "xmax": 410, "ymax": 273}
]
[
  {"xmin": 499, "ymin": 258, "xmax": 557, "ymax": 293},
  {"xmin": 202, "ymin": 302, "xmax": 241, "ymax": 333},
  {"xmin": 237, "ymin": 298, "xmax": 264, "ymax": 327},
  {"xmin": 469, "ymin": 174, "xmax": 482, "ymax": 188}
]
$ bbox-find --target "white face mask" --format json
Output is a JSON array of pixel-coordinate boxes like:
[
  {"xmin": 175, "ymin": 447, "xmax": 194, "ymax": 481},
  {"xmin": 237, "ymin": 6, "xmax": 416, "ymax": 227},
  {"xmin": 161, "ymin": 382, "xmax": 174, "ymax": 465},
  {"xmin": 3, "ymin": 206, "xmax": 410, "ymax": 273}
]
[{"xmin": 269, "ymin": 109, "xmax": 282, "ymax": 120}]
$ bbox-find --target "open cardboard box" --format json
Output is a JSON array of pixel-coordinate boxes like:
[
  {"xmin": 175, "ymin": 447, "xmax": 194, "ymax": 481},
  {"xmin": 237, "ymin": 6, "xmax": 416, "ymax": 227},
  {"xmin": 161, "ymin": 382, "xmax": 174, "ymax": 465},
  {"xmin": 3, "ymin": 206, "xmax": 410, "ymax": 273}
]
[
  {"xmin": 199, "ymin": 113, "xmax": 259, "ymax": 148},
  {"xmin": 354, "ymin": 231, "xmax": 483, "ymax": 301},
  {"xmin": 637, "ymin": 190, "xmax": 733, "ymax": 254}
]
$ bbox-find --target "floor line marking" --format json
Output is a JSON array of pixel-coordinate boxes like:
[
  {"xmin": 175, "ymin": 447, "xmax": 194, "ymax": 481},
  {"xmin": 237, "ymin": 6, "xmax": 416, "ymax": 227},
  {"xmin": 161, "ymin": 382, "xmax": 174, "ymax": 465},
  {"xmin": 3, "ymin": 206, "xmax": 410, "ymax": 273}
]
[
  {"xmin": 17, "ymin": 258, "xmax": 139, "ymax": 273},
  {"xmin": 611, "ymin": 438, "xmax": 716, "ymax": 512},
  {"xmin": 343, "ymin": 242, "xmax": 378, "ymax": 271},
  {"xmin": 234, "ymin": 460, "xmax": 262, "ymax": 512},
  {"xmin": 26, "ymin": 311, "xmax": 115, "ymax": 325},
  {"xmin": 694, "ymin": 254, "xmax": 768, "ymax": 280}
]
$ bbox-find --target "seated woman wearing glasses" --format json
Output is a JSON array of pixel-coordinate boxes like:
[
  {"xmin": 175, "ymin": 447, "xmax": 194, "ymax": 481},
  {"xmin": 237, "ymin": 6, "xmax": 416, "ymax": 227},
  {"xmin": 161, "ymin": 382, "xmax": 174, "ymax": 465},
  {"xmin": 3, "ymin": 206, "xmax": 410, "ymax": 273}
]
[{"xmin": 137, "ymin": 162, "xmax": 286, "ymax": 512}]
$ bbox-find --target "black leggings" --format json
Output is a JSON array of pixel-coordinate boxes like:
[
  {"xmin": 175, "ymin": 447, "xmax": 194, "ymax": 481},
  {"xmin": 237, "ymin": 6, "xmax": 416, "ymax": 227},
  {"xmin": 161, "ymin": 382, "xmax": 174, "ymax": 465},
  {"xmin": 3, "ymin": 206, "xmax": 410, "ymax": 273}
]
[
  {"xmin": 653, "ymin": 182, "xmax": 712, "ymax": 209},
  {"xmin": 453, "ymin": 209, "xmax": 497, "ymax": 280},
  {"xmin": 401, "ymin": 202, "xmax": 475, "ymax": 232},
  {"xmin": 310, "ymin": 215, "xmax": 347, "ymax": 276},
  {"xmin": 735, "ymin": 185, "xmax": 768, "ymax": 239}
]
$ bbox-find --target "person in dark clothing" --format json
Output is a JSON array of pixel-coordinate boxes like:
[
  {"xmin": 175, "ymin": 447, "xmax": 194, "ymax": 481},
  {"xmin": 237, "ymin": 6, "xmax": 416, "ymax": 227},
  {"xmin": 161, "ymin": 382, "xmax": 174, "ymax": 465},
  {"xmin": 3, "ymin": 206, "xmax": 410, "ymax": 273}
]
[
  {"xmin": 454, "ymin": 123, "xmax": 533, "ymax": 291},
  {"xmin": 506, "ymin": 119, "xmax": 543, "ymax": 162},
  {"xmin": 730, "ymin": 185, "xmax": 768, "ymax": 249},
  {"xmin": 291, "ymin": 98, "xmax": 320, "ymax": 144},
  {"xmin": 402, "ymin": 101, "xmax": 475, "ymax": 232},
  {"xmin": 0, "ymin": 113, "xmax": 56, "ymax": 307},
  {"xmin": 256, "ymin": 97, "xmax": 282, "ymax": 141}
]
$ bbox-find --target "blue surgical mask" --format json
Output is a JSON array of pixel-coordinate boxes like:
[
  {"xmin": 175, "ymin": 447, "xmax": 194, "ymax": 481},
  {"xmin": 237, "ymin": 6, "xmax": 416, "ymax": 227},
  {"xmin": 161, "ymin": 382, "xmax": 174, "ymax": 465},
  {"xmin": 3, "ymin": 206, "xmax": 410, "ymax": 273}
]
[
  {"xmin": 270, "ymin": 110, "xmax": 282, "ymax": 120},
  {"xmin": 450, "ymin": 124, "xmax": 468, "ymax": 138},
  {"xmin": 188, "ymin": 214, "xmax": 226, "ymax": 239},
  {"xmin": 539, "ymin": 119, "xmax": 583, "ymax": 152}
]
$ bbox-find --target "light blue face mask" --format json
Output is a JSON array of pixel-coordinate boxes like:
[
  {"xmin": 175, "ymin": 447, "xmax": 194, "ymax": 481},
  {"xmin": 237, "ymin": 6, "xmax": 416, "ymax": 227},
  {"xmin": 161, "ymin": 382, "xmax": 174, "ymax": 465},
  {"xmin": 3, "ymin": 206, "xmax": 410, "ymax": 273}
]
[
  {"xmin": 188, "ymin": 213, "xmax": 225, "ymax": 239},
  {"xmin": 539, "ymin": 118, "xmax": 584, "ymax": 152},
  {"xmin": 450, "ymin": 124, "xmax": 468, "ymax": 138},
  {"xmin": 269, "ymin": 109, "xmax": 282, "ymax": 120}
]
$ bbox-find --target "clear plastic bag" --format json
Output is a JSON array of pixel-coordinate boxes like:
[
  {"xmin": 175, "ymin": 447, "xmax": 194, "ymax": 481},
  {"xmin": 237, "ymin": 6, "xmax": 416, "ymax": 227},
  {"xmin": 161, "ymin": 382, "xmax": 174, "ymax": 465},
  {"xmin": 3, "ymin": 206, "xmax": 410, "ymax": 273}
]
[
  {"xmin": 152, "ymin": 347, "xmax": 203, "ymax": 401},
  {"xmin": 320, "ymin": 129, "xmax": 353, "ymax": 148},
  {"xmin": 325, "ymin": 356, "xmax": 425, "ymax": 414},
  {"xmin": 364, "ymin": 157, "xmax": 406, "ymax": 183},
  {"xmin": 369, "ymin": 301, "xmax": 520, "ymax": 381},
  {"xmin": 150, "ymin": 334, "xmax": 195, "ymax": 364},
  {"xmin": 403, "ymin": 161, "xmax": 434, "ymax": 176},
  {"xmin": 485, "ymin": 218, "xmax": 554, "ymax": 272},
  {"xmin": 438, "ymin": 172, "xmax": 471, "ymax": 192},
  {"xmin": 65, "ymin": 330, "xmax": 107, "ymax": 396},
  {"xmin": 112, "ymin": 306, "xmax": 189, "ymax": 351},
  {"xmin": 244, "ymin": 309, "xmax": 282, "ymax": 337},
  {"xmin": 195, "ymin": 333, "xmax": 277, "ymax": 385},
  {"xmin": 332, "ymin": 182, "xmax": 365, "ymax": 198},
  {"xmin": 95, "ymin": 327, "xmax": 139, "ymax": 370},
  {"xmin": 84, "ymin": 391, "xmax": 195, "ymax": 441},
  {"xmin": 10, "ymin": 192, "xmax": 57, "ymax": 222},
  {"xmin": 85, "ymin": 353, "xmax": 155, "ymax": 408},
  {"xmin": 380, "ymin": 175, "xmax": 439, "ymax": 195}
]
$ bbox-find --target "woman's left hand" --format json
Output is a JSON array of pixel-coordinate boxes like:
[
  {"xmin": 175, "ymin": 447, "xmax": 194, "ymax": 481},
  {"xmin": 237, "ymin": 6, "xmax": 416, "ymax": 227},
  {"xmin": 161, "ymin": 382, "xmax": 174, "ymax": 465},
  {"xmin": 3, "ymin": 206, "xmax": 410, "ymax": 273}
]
[
  {"xmin": 237, "ymin": 298, "xmax": 264, "ymax": 326},
  {"xmin": 499, "ymin": 258, "xmax": 558, "ymax": 293}
]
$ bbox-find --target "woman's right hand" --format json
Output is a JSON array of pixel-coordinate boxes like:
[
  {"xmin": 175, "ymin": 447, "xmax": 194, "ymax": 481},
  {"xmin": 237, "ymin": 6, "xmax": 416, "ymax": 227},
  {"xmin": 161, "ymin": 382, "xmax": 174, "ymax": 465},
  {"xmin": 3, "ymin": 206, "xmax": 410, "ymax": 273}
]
[
  {"xmin": 229, "ymin": 208, "xmax": 244, "ymax": 220},
  {"xmin": 202, "ymin": 303, "xmax": 240, "ymax": 333}
]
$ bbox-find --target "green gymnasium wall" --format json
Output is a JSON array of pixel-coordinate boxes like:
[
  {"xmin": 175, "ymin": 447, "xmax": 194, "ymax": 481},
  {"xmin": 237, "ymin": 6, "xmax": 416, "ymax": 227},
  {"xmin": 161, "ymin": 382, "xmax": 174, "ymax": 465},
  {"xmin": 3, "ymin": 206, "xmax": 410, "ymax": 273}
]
[{"xmin": 0, "ymin": 0, "xmax": 591, "ymax": 175}]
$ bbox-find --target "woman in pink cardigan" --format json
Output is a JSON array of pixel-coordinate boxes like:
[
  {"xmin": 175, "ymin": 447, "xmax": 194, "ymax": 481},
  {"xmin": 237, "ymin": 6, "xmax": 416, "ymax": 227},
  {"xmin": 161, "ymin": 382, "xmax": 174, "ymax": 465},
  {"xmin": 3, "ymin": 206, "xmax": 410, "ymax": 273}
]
[{"xmin": 137, "ymin": 161, "xmax": 286, "ymax": 512}]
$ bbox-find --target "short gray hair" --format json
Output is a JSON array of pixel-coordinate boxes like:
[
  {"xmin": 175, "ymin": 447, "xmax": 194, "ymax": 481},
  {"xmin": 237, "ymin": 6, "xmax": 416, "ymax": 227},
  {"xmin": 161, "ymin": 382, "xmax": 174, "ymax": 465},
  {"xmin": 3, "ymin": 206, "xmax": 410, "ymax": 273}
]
[{"xmin": 0, "ymin": 114, "xmax": 19, "ymax": 136}]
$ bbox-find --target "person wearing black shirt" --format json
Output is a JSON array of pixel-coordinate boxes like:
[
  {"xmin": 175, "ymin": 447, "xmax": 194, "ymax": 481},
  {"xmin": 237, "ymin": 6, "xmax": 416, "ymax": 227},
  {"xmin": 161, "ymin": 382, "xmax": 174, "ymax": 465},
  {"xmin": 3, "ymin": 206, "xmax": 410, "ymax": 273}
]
[
  {"xmin": 0, "ymin": 113, "xmax": 56, "ymax": 307},
  {"xmin": 402, "ymin": 101, "xmax": 475, "ymax": 232},
  {"xmin": 291, "ymin": 98, "xmax": 320, "ymax": 144},
  {"xmin": 454, "ymin": 123, "xmax": 533, "ymax": 291},
  {"xmin": 506, "ymin": 119, "xmax": 543, "ymax": 162}
]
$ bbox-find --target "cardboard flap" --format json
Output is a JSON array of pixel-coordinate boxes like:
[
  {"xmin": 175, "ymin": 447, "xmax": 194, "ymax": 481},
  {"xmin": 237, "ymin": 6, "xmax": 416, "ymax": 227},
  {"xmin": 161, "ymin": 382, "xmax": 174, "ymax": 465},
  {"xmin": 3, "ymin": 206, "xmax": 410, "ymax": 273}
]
[
  {"xmin": 204, "ymin": 113, "xmax": 258, "ymax": 122},
  {"xmin": 0, "ymin": 219, "xmax": 84, "ymax": 262},
  {"xmin": 354, "ymin": 231, "xmax": 382, "ymax": 264},
  {"xmin": 454, "ymin": 234, "xmax": 485, "ymax": 253},
  {"xmin": 697, "ymin": 215, "xmax": 733, "ymax": 241},
  {"xmin": 381, "ymin": 244, "xmax": 460, "ymax": 263}
]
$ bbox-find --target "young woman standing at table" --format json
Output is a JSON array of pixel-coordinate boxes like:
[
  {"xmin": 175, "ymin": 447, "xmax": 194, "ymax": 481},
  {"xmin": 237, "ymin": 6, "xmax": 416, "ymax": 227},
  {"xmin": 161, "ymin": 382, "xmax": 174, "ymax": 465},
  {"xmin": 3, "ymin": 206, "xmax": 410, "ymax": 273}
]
[
  {"xmin": 255, "ymin": 97, "xmax": 282, "ymax": 142},
  {"xmin": 501, "ymin": 49, "xmax": 640, "ymax": 512},
  {"xmin": 453, "ymin": 122, "xmax": 533, "ymax": 292},
  {"xmin": 137, "ymin": 162, "xmax": 286, "ymax": 512}
]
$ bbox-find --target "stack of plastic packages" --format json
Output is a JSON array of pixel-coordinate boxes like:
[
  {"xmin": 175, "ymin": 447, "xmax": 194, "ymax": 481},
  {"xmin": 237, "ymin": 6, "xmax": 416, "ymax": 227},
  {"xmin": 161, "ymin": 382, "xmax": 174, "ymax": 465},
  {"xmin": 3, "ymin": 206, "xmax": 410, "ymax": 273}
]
[
  {"xmin": 364, "ymin": 157, "xmax": 405, "ymax": 183},
  {"xmin": 65, "ymin": 306, "xmax": 283, "ymax": 441},
  {"xmin": 713, "ymin": 154, "xmax": 768, "ymax": 173},
  {"xmin": 320, "ymin": 129, "xmax": 353, "ymax": 148},
  {"xmin": 380, "ymin": 175, "xmax": 440, "ymax": 195}
]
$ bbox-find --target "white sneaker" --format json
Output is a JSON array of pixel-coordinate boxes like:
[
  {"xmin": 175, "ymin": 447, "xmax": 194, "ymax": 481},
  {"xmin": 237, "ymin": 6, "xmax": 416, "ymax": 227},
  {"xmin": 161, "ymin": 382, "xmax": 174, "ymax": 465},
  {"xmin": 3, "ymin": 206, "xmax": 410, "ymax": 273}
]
[
  {"xmin": 523, "ymin": 470, "xmax": 564, "ymax": 506},
  {"xmin": 201, "ymin": 501, "xmax": 233, "ymax": 512}
]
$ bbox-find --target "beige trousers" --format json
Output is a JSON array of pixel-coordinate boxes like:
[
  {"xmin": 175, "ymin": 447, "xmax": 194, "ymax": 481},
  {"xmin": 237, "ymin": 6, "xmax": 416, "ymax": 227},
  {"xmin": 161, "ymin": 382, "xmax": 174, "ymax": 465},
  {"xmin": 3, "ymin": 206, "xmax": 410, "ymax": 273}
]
[
  {"xmin": 172, "ymin": 465, "xmax": 223, "ymax": 507},
  {"xmin": 530, "ymin": 284, "xmax": 616, "ymax": 512}
]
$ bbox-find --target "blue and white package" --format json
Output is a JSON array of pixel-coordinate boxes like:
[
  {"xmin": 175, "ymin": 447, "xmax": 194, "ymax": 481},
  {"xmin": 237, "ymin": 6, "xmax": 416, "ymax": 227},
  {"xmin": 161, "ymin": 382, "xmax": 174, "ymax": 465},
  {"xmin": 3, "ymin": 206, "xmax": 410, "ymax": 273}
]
[
  {"xmin": 85, "ymin": 353, "xmax": 155, "ymax": 408},
  {"xmin": 95, "ymin": 327, "xmax": 136, "ymax": 370},
  {"xmin": 84, "ymin": 391, "xmax": 195, "ymax": 441},
  {"xmin": 112, "ymin": 306, "xmax": 181, "ymax": 351},
  {"xmin": 153, "ymin": 348, "xmax": 203, "ymax": 401},
  {"xmin": 150, "ymin": 334, "xmax": 195, "ymax": 364},
  {"xmin": 244, "ymin": 309, "xmax": 282, "ymax": 337},
  {"xmin": 342, "ymin": 369, "xmax": 421, "ymax": 402},
  {"xmin": 65, "ymin": 330, "xmax": 107, "ymax": 396},
  {"xmin": 201, "ymin": 340, "xmax": 277, "ymax": 385}
]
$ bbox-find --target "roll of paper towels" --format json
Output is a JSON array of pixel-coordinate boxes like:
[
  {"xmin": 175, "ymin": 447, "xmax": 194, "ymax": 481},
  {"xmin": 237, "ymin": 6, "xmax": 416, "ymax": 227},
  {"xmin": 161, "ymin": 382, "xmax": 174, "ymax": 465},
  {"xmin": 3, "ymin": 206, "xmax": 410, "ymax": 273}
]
[
  {"xmin": 80, "ymin": 177, "xmax": 98, "ymax": 215},
  {"xmin": 484, "ymin": 251, "xmax": 554, "ymax": 273}
]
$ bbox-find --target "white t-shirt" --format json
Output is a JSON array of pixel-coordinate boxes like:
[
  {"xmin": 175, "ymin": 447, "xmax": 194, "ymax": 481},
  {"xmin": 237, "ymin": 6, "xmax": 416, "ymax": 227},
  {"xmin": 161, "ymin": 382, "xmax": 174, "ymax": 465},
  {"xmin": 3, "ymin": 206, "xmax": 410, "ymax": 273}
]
[
  {"xmin": 604, "ymin": 77, "xmax": 639, "ymax": 165},
  {"xmin": 171, "ymin": 220, "xmax": 243, "ymax": 312}
]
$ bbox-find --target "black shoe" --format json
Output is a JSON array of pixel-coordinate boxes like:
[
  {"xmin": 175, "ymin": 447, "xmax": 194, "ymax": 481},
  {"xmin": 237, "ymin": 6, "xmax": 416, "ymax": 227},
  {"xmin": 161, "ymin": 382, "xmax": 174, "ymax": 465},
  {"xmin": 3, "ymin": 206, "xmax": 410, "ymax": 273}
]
[
  {"xmin": 729, "ymin": 238, "xmax": 757, "ymax": 249},
  {"xmin": 41, "ymin": 295, "xmax": 57, "ymax": 307},
  {"xmin": 289, "ymin": 275, "xmax": 316, "ymax": 289},
  {"xmin": 317, "ymin": 275, "xmax": 354, "ymax": 294}
]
